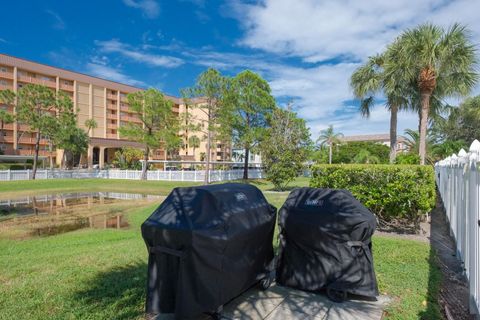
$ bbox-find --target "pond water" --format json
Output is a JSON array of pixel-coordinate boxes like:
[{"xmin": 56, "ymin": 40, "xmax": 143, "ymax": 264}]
[{"xmin": 0, "ymin": 192, "xmax": 163, "ymax": 239}]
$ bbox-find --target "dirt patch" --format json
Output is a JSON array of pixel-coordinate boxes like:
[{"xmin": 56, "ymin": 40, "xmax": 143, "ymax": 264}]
[{"xmin": 430, "ymin": 197, "xmax": 473, "ymax": 320}]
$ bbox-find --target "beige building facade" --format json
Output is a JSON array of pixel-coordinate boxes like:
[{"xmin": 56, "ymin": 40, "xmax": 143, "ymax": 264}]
[{"xmin": 0, "ymin": 54, "xmax": 230, "ymax": 168}]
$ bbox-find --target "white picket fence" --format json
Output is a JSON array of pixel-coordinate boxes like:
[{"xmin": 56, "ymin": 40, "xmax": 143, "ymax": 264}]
[
  {"xmin": 0, "ymin": 168, "xmax": 264, "ymax": 182},
  {"xmin": 435, "ymin": 139, "xmax": 480, "ymax": 316}
]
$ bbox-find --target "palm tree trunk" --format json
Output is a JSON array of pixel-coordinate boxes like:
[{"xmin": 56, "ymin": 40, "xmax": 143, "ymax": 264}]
[
  {"xmin": 389, "ymin": 105, "xmax": 398, "ymax": 164},
  {"xmin": 419, "ymin": 93, "xmax": 430, "ymax": 165},
  {"xmin": 141, "ymin": 145, "xmax": 149, "ymax": 180},
  {"xmin": 329, "ymin": 143, "xmax": 332, "ymax": 164},
  {"xmin": 32, "ymin": 129, "xmax": 41, "ymax": 180}
]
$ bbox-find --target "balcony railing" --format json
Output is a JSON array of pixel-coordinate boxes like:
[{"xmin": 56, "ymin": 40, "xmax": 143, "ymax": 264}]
[
  {"xmin": 107, "ymin": 104, "xmax": 117, "ymax": 110},
  {"xmin": 0, "ymin": 71, "xmax": 13, "ymax": 80},
  {"xmin": 107, "ymin": 123, "xmax": 117, "ymax": 129},
  {"xmin": 0, "ymin": 84, "xmax": 13, "ymax": 91},
  {"xmin": 106, "ymin": 133, "xmax": 118, "ymax": 139},
  {"xmin": 107, "ymin": 93, "xmax": 118, "ymax": 100},
  {"xmin": 18, "ymin": 75, "xmax": 56, "ymax": 88},
  {"xmin": 18, "ymin": 137, "xmax": 49, "ymax": 145},
  {"xmin": 59, "ymin": 83, "xmax": 74, "ymax": 91},
  {"xmin": 106, "ymin": 114, "xmax": 117, "ymax": 120}
]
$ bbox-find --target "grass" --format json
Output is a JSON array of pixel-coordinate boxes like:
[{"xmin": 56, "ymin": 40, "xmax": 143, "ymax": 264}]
[{"xmin": 0, "ymin": 177, "xmax": 441, "ymax": 319}]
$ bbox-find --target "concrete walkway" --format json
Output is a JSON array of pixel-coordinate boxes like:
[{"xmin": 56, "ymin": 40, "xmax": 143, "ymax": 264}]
[{"xmin": 155, "ymin": 284, "xmax": 390, "ymax": 319}]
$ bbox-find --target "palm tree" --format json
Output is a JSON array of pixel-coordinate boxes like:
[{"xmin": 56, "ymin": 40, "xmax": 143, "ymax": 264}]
[
  {"xmin": 80, "ymin": 119, "xmax": 97, "ymax": 167},
  {"xmin": 0, "ymin": 90, "xmax": 15, "ymax": 151},
  {"xmin": 404, "ymin": 129, "xmax": 435, "ymax": 164},
  {"xmin": 398, "ymin": 23, "xmax": 478, "ymax": 164},
  {"xmin": 84, "ymin": 119, "xmax": 97, "ymax": 136},
  {"xmin": 317, "ymin": 125, "xmax": 343, "ymax": 164},
  {"xmin": 351, "ymin": 43, "xmax": 411, "ymax": 164},
  {"xmin": 188, "ymin": 135, "xmax": 201, "ymax": 159}
]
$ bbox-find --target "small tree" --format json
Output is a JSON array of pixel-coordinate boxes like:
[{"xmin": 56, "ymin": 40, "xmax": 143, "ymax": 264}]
[
  {"xmin": 0, "ymin": 90, "xmax": 15, "ymax": 151},
  {"xmin": 182, "ymin": 68, "xmax": 228, "ymax": 184},
  {"xmin": 113, "ymin": 147, "xmax": 144, "ymax": 170},
  {"xmin": 16, "ymin": 84, "xmax": 73, "ymax": 179},
  {"xmin": 188, "ymin": 135, "xmax": 201, "ymax": 157},
  {"xmin": 226, "ymin": 70, "xmax": 275, "ymax": 179},
  {"xmin": 55, "ymin": 104, "xmax": 88, "ymax": 169},
  {"xmin": 261, "ymin": 106, "xmax": 311, "ymax": 190},
  {"xmin": 317, "ymin": 125, "xmax": 343, "ymax": 164},
  {"xmin": 119, "ymin": 88, "xmax": 179, "ymax": 180}
]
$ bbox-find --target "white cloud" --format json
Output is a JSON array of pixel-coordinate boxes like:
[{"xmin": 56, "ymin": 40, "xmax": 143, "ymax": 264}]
[
  {"xmin": 95, "ymin": 39, "xmax": 183, "ymax": 68},
  {"xmin": 225, "ymin": 0, "xmax": 480, "ymax": 138},
  {"xmin": 45, "ymin": 9, "xmax": 65, "ymax": 30},
  {"xmin": 122, "ymin": 0, "xmax": 160, "ymax": 19},
  {"xmin": 85, "ymin": 63, "xmax": 145, "ymax": 87}
]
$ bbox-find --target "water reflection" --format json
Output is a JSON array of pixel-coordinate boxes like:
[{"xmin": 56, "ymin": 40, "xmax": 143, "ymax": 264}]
[{"xmin": 0, "ymin": 192, "xmax": 163, "ymax": 239}]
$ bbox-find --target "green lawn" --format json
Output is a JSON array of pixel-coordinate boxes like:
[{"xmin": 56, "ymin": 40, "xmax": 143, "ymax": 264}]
[{"xmin": 0, "ymin": 177, "xmax": 441, "ymax": 320}]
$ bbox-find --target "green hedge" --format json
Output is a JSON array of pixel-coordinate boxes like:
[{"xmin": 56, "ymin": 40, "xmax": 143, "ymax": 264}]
[{"xmin": 310, "ymin": 164, "xmax": 436, "ymax": 224}]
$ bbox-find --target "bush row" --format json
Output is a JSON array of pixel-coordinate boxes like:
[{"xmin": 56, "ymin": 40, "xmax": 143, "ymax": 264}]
[{"xmin": 310, "ymin": 164, "xmax": 436, "ymax": 225}]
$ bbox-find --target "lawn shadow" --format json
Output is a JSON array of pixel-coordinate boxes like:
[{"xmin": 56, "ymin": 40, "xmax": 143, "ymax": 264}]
[{"xmin": 73, "ymin": 261, "xmax": 147, "ymax": 320}]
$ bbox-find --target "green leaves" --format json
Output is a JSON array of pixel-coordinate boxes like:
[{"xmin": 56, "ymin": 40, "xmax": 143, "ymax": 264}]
[
  {"xmin": 310, "ymin": 164, "xmax": 436, "ymax": 226},
  {"xmin": 119, "ymin": 88, "xmax": 178, "ymax": 151},
  {"xmin": 261, "ymin": 107, "xmax": 312, "ymax": 190}
]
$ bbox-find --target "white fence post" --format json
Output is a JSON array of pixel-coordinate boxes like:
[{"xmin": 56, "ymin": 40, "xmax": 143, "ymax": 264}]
[{"xmin": 436, "ymin": 140, "xmax": 480, "ymax": 316}]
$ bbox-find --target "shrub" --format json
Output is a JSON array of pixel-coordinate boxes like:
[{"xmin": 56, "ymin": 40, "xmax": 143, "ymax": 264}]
[
  {"xmin": 310, "ymin": 164, "xmax": 436, "ymax": 225},
  {"xmin": 395, "ymin": 153, "xmax": 420, "ymax": 164}
]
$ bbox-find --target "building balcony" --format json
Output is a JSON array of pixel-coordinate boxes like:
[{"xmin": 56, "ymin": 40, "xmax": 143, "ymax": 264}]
[
  {"xmin": 60, "ymin": 83, "xmax": 74, "ymax": 91},
  {"xmin": 107, "ymin": 123, "xmax": 117, "ymax": 129},
  {"xmin": 107, "ymin": 104, "xmax": 117, "ymax": 110},
  {"xmin": 106, "ymin": 133, "xmax": 118, "ymax": 139},
  {"xmin": 120, "ymin": 105, "xmax": 130, "ymax": 112},
  {"xmin": 18, "ymin": 137, "xmax": 49, "ymax": 145},
  {"xmin": 3, "ymin": 123, "xmax": 14, "ymax": 130},
  {"xmin": 16, "ymin": 149, "xmax": 56, "ymax": 157},
  {"xmin": 0, "ymin": 83, "xmax": 13, "ymax": 91},
  {"xmin": 107, "ymin": 114, "xmax": 117, "ymax": 120},
  {"xmin": 120, "ymin": 115, "xmax": 142, "ymax": 124},
  {"xmin": 0, "ymin": 71, "xmax": 13, "ymax": 80},
  {"xmin": 18, "ymin": 75, "xmax": 56, "ymax": 88},
  {"xmin": 107, "ymin": 93, "xmax": 117, "ymax": 100},
  {"xmin": 2, "ymin": 136, "xmax": 14, "ymax": 143}
]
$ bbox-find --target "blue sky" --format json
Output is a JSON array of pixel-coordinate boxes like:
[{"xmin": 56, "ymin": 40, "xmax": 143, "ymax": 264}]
[{"xmin": 1, "ymin": 0, "xmax": 479, "ymax": 139}]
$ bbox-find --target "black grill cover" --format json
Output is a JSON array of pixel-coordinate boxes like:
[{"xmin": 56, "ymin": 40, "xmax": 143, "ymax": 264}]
[
  {"xmin": 276, "ymin": 188, "xmax": 378, "ymax": 298},
  {"xmin": 141, "ymin": 183, "xmax": 277, "ymax": 319}
]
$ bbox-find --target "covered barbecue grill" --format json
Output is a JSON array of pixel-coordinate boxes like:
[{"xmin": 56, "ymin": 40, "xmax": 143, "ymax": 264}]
[
  {"xmin": 276, "ymin": 187, "xmax": 378, "ymax": 301},
  {"xmin": 141, "ymin": 183, "xmax": 277, "ymax": 319}
]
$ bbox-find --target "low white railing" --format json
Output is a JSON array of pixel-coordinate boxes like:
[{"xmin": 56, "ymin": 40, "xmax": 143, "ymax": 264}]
[
  {"xmin": 435, "ymin": 139, "xmax": 480, "ymax": 316},
  {"xmin": 0, "ymin": 169, "xmax": 264, "ymax": 182}
]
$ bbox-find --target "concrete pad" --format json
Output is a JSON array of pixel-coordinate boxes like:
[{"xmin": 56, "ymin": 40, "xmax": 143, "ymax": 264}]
[{"xmin": 154, "ymin": 284, "xmax": 390, "ymax": 320}]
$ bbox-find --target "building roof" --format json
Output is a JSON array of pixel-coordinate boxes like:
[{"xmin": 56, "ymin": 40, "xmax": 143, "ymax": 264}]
[
  {"xmin": 341, "ymin": 134, "xmax": 406, "ymax": 143},
  {"xmin": 0, "ymin": 53, "xmax": 183, "ymax": 104}
]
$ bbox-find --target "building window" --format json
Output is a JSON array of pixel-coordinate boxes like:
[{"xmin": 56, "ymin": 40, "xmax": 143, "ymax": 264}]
[
  {"xmin": 0, "ymin": 80, "xmax": 7, "ymax": 85},
  {"xmin": 0, "ymin": 67, "xmax": 7, "ymax": 73}
]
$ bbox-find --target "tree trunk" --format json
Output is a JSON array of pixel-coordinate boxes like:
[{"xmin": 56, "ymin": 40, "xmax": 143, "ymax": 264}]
[
  {"xmin": 0, "ymin": 121, "xmax": 4, "ymax": 150},
  {"xmin": 389, "ymin": 105, "xmax": 398, "ymax": 164},
  {"xmin": 32, "ymin": 129, "xmax": 41, "ymax": 180},
  {"xmin": 329, "ymin": 143, "xmax": 332, "ymax": 164},
  {"xmin": 205, "ymin": 130, "xmax": 211, "ymax": 184},
  {"xmin": 141, "ymin": 145, "xmax": 149, "ymax": 180},
  {"xmin": 243, "ymin": 146, "xmax": 249, "ymax": 180},
  {"xmin": 419, "ymin": 93, "xmax": 430, "ymax": 165}
]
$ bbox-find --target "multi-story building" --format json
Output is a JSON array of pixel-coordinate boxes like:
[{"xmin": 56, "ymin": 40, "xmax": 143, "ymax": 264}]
[
  {"xmin": 341, "ymin": 133, "xmax": 409, "ymax": 153},
  {"xmin": 0, "ymin": 54, "xmax": 230, "ymax": 168}
]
